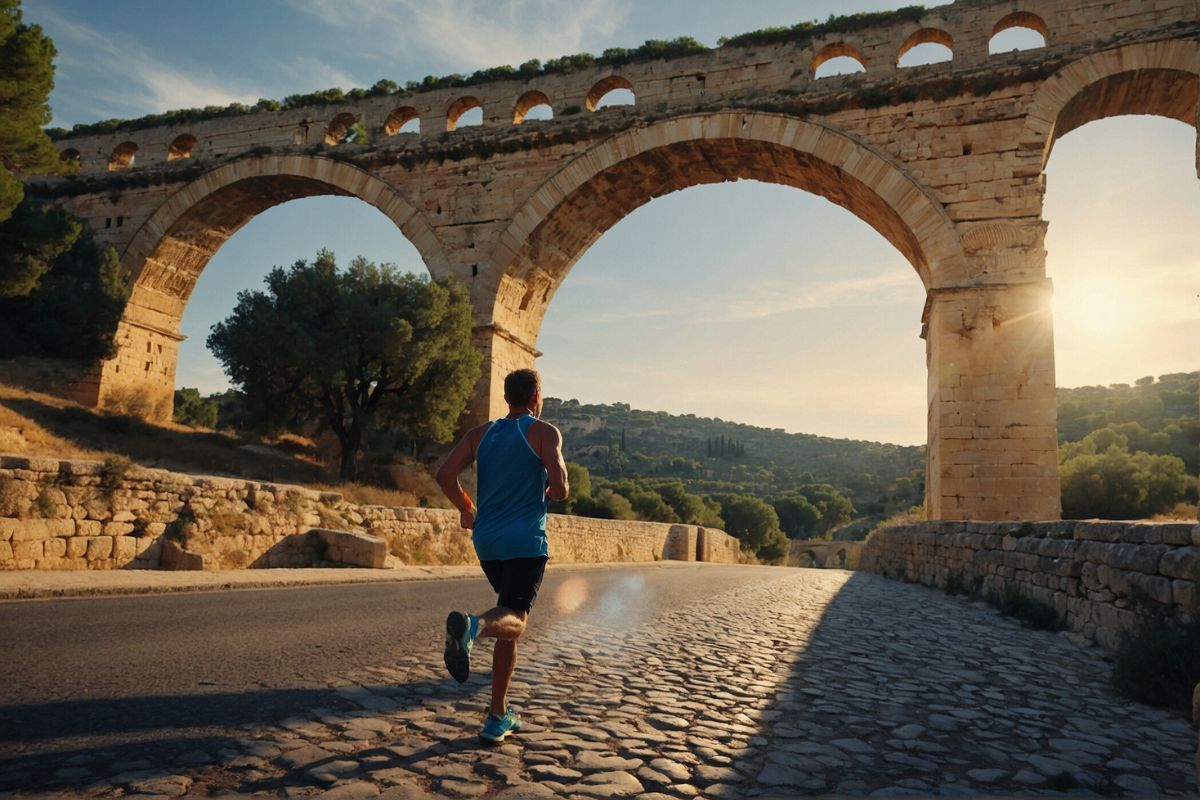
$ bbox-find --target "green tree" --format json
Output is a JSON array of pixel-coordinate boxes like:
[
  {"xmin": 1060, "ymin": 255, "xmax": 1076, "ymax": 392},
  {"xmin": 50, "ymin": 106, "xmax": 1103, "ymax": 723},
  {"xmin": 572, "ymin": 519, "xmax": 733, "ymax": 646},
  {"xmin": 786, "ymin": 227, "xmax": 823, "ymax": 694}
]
[
  {"xmin": 574, "ymin": 488, "xmax": 636, "ymax": 520},
  {"xmin": 550, "ymin": 461, "xmax": 592, "ymax": 514},
  {"xmin": 207, "ymin": 250, "xmax": 481, "ymax": 481},
  {"xmin": 0, "ymin": 220, "xmax": 126, "ymax": 359},
  {"xmin": 1060, "ymin": 447, "xmax": 1192, "ymax": 519},
  {"xmin": 713, "ymin": 493, "xmax": 785, "ymax": 559},
  {"xmin": 774, "ymin": 493, "xmax": 821, "ymax": 539},
  {"xmin": 0, "ymin": 196, "xmax": 80, "ymax": 298},
  {"xmin": 173, "ymin": 388, "xmax": 219, "ymax": 428},
  {"xmin": 0, "ymin": 0, "xmax": 67, "ymax": 224}
]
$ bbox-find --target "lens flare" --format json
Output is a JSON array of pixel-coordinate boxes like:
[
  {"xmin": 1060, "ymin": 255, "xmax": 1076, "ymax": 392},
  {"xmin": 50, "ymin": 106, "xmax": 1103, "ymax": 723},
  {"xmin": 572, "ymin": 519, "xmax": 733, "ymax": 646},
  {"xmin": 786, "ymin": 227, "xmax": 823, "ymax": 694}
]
[{"xmin": 554, "ymin": 576, "xmax": 589, "ymax": 613}]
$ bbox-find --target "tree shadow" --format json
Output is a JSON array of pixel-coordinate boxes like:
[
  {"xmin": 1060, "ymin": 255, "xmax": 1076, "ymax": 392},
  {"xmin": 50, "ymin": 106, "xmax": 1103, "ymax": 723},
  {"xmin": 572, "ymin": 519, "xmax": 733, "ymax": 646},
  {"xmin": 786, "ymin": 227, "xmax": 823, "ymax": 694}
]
[
  {"xmin": 0, "ymin": 394, "xmax": 325, "ymax": 483},
  {"xmin": 0, "ymin": 675, "xmax": 487, "ymax": 792}
]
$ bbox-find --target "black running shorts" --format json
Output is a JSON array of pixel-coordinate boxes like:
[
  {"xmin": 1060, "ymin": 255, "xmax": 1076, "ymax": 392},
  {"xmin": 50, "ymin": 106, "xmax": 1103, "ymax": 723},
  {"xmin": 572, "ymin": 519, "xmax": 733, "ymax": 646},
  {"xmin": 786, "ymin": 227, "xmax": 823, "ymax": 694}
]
[{"xmin": 480, "ymin": 556, "xmax": 549, "ymax": 614}]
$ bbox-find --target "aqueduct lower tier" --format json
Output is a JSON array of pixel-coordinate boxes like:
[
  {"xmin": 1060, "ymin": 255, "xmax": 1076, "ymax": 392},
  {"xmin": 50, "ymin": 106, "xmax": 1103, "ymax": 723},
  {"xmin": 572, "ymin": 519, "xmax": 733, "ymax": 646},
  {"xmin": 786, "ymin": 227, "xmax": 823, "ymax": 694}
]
[{"xmin": 32, "ymin": 0, "xmax": 1200, "ymax": 522}]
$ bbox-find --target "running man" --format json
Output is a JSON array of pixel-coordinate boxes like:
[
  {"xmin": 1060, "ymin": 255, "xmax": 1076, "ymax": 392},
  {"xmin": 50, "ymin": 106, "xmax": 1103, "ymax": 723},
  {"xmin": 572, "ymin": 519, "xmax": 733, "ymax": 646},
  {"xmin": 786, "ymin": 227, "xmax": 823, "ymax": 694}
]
[{"xmin": 435, "ymin": 368, "xmax": 568, "ymax": 743}]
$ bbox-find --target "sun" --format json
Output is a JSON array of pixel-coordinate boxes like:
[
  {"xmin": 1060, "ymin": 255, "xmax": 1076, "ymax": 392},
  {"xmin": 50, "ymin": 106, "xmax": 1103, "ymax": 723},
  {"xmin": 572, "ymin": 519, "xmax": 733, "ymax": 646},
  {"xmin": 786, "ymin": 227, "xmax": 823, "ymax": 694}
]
[{"xmin": 1053, "ymin": 278, "xmax": 1140, "ymax": 343}]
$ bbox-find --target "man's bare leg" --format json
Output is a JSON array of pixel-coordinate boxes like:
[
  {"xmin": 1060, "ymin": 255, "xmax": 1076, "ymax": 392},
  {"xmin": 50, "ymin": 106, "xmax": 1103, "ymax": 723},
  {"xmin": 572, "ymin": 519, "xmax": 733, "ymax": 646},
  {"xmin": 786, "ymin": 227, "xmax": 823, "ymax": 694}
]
[{"xmin": 476, "ymin": 607, "xmax": 527, "ymax": 716}]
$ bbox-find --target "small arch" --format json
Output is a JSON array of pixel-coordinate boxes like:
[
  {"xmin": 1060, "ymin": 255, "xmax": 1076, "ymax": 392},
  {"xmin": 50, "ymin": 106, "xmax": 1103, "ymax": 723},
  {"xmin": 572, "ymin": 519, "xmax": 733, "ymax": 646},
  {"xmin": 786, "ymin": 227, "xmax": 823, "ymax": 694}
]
[
  {"xmin": 384, "ymin": 106, "xmax": 419, "ymax": 135},
  {"xmin": 586, "ymin": 76, "xmax": 635, "ymax": 112},
  {"xmin": 167, "ymin": 134, "xmax": 197, "ymax": 161},
  {"xmin": 446, "ymin": 96, "xmax": 482, "ymax": 131},
  {"xmin": 989, "ymin": 12, "xmax": 1048, "ymax": 54},
  {"xmin": 897, "ymin": 29, "xmax": 954, "ymax": 68},
  {"xmin": 59, "ymin": 148, "xmax": 80, "ymax": 166},
  {"xmin": 324, "ymin": 112, "xmax": 360, "ymax": 145},
  {"xmin": 812, "ymin": 43, "xmax": 866, "ymax": 79},
  {"xmin": 514, "ymin": 90, "xmax": 553, "ymax": 124},
  {"xmin": 108, "ymin": 141, "xmax": 137, "ymax": 171}
]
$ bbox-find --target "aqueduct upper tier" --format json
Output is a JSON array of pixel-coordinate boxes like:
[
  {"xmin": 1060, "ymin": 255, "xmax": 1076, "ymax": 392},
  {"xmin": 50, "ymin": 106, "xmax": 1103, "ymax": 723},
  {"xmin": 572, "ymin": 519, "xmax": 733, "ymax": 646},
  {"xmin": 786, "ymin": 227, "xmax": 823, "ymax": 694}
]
[{"xmin": 29, "ymin": 0, "xmax": 1200, "ymax": 522}]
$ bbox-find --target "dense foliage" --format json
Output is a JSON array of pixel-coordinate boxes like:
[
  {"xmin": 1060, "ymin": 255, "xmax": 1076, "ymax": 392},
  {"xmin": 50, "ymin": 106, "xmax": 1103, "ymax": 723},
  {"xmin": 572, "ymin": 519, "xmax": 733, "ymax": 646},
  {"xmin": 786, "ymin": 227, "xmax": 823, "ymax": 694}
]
[
  {"xmin": 206, "ymin": 250, "xmax": 480, "ymax": 481},
  {"xmin": 0, "ymin": 0, "xmax": 67, "ymax": 221},
  {"xmin": 49, "ymin": 6, "xmax": 936, "ymax": 141},
  {"xmin": 173, "ymin": 387, "xmax": 218, "ymax": 428},
  {"xmin": 1057, "ymin": 373, "xmax": 1198, "ymax": 519},
  {"xmin": 0, "ymin": 199, "xmax": 127, "ymax": 359}
]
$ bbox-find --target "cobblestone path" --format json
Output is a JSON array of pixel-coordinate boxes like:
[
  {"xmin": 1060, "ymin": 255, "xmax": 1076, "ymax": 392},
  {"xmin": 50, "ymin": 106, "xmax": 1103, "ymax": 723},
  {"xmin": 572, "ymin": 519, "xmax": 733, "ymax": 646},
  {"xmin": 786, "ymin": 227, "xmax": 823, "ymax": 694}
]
[{"xmin": 1, "ymin": 567, "xmax": 1195, "ymax": 798}]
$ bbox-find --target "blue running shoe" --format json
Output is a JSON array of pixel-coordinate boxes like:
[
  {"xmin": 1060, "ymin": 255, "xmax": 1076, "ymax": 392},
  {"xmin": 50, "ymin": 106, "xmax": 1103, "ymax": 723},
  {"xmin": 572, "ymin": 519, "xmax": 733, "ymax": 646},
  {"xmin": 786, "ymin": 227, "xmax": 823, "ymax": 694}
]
[
  {"xmin": 443, "ymin": 611, "xmax": 478, "ymax": 683},
  {"xmin": 480, "ymin": 707, "xmax": 522, "ymax": 743}
]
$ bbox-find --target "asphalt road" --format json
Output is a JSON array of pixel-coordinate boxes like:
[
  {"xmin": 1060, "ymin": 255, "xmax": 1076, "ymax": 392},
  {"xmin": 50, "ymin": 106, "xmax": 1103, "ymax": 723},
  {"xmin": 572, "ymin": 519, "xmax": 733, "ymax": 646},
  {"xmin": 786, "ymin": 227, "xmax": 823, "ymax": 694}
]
[{"xmin": 0, "ymin": 564, "xmax": 764, "ymax": 765}]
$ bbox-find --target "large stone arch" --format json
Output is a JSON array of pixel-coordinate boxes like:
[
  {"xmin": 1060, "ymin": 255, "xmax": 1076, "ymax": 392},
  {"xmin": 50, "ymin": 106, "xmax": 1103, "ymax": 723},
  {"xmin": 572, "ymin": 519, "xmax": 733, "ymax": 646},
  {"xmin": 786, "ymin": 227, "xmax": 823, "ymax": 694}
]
[
  {"xmin": 483, "ymin": 111, "xmax": 967, "ymax": 345},
  {"xmin": 1019, "ymin": 40, "xmax": 1200, "ymax": 171},
  {"xmin": 101, "ymin": 155, "xmax": 447, "ymax": 417}
]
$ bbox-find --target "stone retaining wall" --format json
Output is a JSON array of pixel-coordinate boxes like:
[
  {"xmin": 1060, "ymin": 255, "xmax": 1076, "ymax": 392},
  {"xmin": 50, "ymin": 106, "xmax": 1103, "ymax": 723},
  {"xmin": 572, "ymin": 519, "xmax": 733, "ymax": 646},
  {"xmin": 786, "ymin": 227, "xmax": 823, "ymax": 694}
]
[
  {"xmin": 0, "ymin": 455, "xmax": 739, "ymax": 570},
  {"xmin": 862, "ymin": 521, "xmax": 1200, "ymax": 649}
]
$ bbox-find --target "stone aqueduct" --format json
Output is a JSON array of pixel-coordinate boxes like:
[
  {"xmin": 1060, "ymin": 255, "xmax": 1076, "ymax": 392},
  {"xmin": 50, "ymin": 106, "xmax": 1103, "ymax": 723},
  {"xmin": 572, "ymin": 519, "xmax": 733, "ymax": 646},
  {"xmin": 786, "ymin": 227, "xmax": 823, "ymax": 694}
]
[{"xmin": 30, "ymin": 0, "xmax": 1200, "ymax": 522}]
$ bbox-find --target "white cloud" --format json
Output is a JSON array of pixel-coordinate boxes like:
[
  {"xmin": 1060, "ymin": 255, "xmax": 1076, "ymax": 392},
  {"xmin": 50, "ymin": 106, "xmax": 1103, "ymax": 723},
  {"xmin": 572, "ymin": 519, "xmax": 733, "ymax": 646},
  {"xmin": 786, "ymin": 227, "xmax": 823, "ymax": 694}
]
[
  {"xmin": 288, "ymin": 0, "xmax": 628, "ymax": 71},
  {"xmin": 712, "ymin": 270, "xmax": 917, "ymax": 322},
  {"xmin": 32, "ymin": 5, "xmax": 262, "ymax": 125}
]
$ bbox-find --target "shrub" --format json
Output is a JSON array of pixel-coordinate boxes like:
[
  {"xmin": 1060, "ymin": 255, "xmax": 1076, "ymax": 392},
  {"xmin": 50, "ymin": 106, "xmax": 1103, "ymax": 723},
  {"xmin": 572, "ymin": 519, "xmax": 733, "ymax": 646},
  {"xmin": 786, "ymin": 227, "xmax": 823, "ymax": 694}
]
[
  {"xmin": 164, "ymin": 507, "xmax": 196, "ymax": 546},
  {"xmin": 98, "ymin": 455, "xmax": 132, "ymax": 495},
  {"xmin": 173, "ymin": 388, "xmax": 218, "ymax": 428},
  {"xmin": 1112, "ymin": 617, "xmax": 1200, "ymax": 711},
  {"xmin": 991, "ymin": 583, "xmax": 1061, "ymax": 631},
  {"xmin": 0, "ymin": 476, "xmax": 23, "ymax": 517},
  {"xmin": 104, "ymin": 387, "xmax": 156, "ymax": 420},
  {"xmin": 943, "ymin": 571, "xmax": 967, "ymax": 596},
  {"xmin": 33, "ymin": 489, "xmax": 57, "ymax": 519}
]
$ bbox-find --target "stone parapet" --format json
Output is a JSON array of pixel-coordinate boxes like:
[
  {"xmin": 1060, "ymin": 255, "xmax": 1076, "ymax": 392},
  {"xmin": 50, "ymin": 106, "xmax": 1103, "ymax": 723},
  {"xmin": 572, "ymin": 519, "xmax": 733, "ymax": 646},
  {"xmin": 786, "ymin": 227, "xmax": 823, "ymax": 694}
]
[
  {"xmin": 862, "ymin": 520, "xmax": 1200, "ymax": 650},
  {"xmin": 0, "ymin": 454, "xmax": 739, "ymax": 571}
]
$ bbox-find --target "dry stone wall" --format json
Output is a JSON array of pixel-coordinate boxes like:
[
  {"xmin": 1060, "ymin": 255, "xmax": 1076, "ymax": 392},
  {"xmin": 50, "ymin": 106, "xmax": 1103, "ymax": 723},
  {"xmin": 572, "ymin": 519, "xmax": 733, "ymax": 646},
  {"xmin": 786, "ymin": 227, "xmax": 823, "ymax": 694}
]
[
  {"xmin": 862, "ymin": 520, "xmax": 1200, "ymax": 650},
  {"xmin": 0, "ymin": 455, "xmax": 739, "ymax": 571}
]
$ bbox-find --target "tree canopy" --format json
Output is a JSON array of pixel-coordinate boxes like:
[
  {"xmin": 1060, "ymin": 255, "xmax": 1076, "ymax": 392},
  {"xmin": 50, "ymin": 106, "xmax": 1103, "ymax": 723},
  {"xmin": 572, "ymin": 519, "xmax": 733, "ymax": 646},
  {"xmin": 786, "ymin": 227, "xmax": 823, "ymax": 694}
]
[
  {"xmin": 206, "ymin": 250, "xmax": 480, "ymax": 481},
  {"xmin": 0, "ymin": 0, "xmax": 67, "ymax": 223}
]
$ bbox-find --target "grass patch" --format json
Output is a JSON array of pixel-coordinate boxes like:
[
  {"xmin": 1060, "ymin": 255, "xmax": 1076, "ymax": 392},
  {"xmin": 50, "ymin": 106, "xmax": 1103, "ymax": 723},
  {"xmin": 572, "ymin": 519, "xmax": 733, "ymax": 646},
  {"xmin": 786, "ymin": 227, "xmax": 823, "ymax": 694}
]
[
  {"xmin": 1112, "ymin": 617, "xmax": 1200, "ymax": 711},
  {"xmin": 0, "ymin": 475, "xmax": 23, "ymax": 517}
]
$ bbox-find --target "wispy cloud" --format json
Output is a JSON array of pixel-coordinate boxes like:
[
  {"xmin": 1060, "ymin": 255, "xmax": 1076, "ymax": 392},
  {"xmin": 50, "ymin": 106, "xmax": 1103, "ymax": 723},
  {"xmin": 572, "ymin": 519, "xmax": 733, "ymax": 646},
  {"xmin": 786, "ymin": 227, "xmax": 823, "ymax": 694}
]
[
  {"xmin": 713, "ymin": 270, "xmax": 917, "ymax": 322},
  {"xmin": 288, "ymin": 0, "xmax": 628, "ymax": 71},
  {"xmin": 32, "ymin": 4, "xmax": 262, "ymax": 125}
]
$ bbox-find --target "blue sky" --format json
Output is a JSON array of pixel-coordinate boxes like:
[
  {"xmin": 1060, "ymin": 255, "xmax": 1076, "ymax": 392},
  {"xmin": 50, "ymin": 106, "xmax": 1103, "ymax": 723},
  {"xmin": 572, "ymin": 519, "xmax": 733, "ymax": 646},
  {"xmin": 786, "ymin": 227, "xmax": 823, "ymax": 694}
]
[{"xmin": 25, "ymin": 1, "xmax": 1200, "ymax": 444}]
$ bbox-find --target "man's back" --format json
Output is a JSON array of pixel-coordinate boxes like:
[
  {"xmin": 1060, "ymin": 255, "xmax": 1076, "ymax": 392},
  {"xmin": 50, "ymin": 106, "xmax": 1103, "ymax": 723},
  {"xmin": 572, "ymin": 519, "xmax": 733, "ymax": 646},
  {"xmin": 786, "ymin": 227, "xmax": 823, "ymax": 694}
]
[{"xmin": 472, "ymin": 414, "xmax": 549, "ymax": 561}]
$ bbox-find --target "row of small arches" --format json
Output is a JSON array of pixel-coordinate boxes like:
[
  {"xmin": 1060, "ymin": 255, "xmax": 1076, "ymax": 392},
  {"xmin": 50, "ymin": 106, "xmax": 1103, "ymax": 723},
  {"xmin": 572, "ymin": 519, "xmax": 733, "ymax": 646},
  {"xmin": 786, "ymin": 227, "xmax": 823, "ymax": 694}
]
[
  {"xmin": 817, "ymin": 12, "xmax": 1048, "ymax": 78},
  {"xmin": 83, "ymin": 80, "xmax": 638, "ymax": 171},
  {"xmin": 73, "ymin": 13, "xmax": 1047, "ymax": 171}
]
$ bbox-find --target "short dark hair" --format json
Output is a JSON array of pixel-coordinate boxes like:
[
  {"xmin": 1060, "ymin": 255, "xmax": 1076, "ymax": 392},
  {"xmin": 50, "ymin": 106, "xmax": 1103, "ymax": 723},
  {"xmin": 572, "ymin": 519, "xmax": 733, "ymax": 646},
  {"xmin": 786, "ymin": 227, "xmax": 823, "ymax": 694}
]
[{"xmin": 504, "ymin": 369, "xmax": 540, "ymax": 406}]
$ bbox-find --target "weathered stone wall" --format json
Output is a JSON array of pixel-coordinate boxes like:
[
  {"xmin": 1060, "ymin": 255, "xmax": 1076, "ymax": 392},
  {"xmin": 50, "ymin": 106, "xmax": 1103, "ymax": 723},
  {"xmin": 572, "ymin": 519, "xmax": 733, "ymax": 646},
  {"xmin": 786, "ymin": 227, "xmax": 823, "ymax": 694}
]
[
  {"xmin": 862, "ymin": 520, "xmax": 1200, "ymax": 649},
  {"xmin": 0, "ymin": 455, "xmax": 739, "ymax": 570}
]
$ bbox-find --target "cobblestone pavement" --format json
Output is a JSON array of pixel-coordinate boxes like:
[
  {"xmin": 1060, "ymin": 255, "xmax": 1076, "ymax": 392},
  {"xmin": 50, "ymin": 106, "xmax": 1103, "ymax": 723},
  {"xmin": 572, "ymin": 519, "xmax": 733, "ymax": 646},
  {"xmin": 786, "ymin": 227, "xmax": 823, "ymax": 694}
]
[{"xmin": 1, "ymin": 567, "xmax": 1196, "ymax": 798}]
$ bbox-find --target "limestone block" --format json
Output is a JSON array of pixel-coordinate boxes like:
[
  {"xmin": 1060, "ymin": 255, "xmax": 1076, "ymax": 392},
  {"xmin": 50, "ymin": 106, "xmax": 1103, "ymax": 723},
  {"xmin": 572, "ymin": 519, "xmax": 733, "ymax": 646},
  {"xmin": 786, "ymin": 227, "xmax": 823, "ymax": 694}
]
[
  {"xmin": 316, "ymin": 529, "xmax": 388, "ymax": 569},
  {"xmin": 0, "ymin": 541, "xmax": 12, "ymax": 563},
  {"xmin": 114, "ymin": 536, "xmax": 138, "ymax": 562},
  {"xmin": 1172, "ymin": 580, "xmax": 1197, "ymax": 611},
  {"xmin": 43, "ymin": 538, "xmax": 67, "ymax": 558},
  {"xmin": 103, "ymin": 522, "xmax": 135, "ymax": 537},
  {"xmin": 0, "ymin": 518, "xmax": 14, "ymax": 541},
  {"xmin": 11, "ymin": 540, "xmax": 42, "ymax": 561},
  {"xmin": 161, "ymin": 540, "xmax": 205, "ymax": 570},
  {"xmin": 66, "ymin": 537, "xmax": 88, "ymax": 558},
  {"xmin": 76, "ymin": 519, "xmax": 102, "ymax": 536},
  {"xmin": 1107, "ymin": 544, "xmax": 1168, "ymax": 575},
  {"xmin": 1129, "ymin": 573, "xmax": 1172, "ymax": 606},
  {"xmin": 1160, "ymin": 547, "xmax": 1200, "ymax": 583},
  {"xmin": 86, "ymin": 536, "xmax": 113, "ymax": 560},
  {"xmin": 9, "ymin": 518, "xmax": 74, "ymax": 541}
]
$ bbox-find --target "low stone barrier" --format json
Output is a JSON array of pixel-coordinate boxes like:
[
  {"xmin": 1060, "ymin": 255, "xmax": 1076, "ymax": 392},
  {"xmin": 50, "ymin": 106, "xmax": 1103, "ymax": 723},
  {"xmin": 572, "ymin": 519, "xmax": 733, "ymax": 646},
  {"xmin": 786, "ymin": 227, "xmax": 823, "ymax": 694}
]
[
  {"xmin": 0, "ymin": 455, "xmax": 739, "ymax": 570},
  {"xmin": 862, "ymin": 520, "xmax": 1200, "ymax": 650}
]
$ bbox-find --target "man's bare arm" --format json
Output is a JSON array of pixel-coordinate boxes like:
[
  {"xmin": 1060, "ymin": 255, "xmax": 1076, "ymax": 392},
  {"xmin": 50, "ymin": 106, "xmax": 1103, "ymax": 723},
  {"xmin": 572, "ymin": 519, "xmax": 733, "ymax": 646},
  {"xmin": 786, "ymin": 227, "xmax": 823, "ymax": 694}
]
[
  {"xmin": 435, "ymin": 425, "xmax": 485, "ymax": 529},
  {"xmin": 535, "ymin": 422, "xmax": 569, "ymax": 501}
]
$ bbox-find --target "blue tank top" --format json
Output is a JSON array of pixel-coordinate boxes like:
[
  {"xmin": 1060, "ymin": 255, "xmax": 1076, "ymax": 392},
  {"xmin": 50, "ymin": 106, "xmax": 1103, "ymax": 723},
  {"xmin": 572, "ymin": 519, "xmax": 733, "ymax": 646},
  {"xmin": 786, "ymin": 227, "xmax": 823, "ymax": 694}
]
[{"xmin": 472, "ymin": 414, "xmax": 549, "ymax": 561}]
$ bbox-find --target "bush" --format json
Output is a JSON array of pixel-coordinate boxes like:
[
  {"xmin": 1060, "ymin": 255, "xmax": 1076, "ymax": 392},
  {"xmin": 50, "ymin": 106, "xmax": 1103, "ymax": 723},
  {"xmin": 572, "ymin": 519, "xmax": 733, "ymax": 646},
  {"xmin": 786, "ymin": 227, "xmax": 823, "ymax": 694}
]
[
  {"xmin": 173, "ymin": 388, "xmax": 218, "ymax": 428},
  {"xmin": 990, "ymin": 583, "xmax": 1061, "ymax": 631},
  {"xmin": 98, "ymin": 455, "xmax": 132, "ymax": 495},
  {"xmin": 33, "ymin": 489, "xmax": 56, "ymax": 518},
  {"xmin": 1112, "ymin": 618, "xmax": 1200, "ymax": 711}
]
